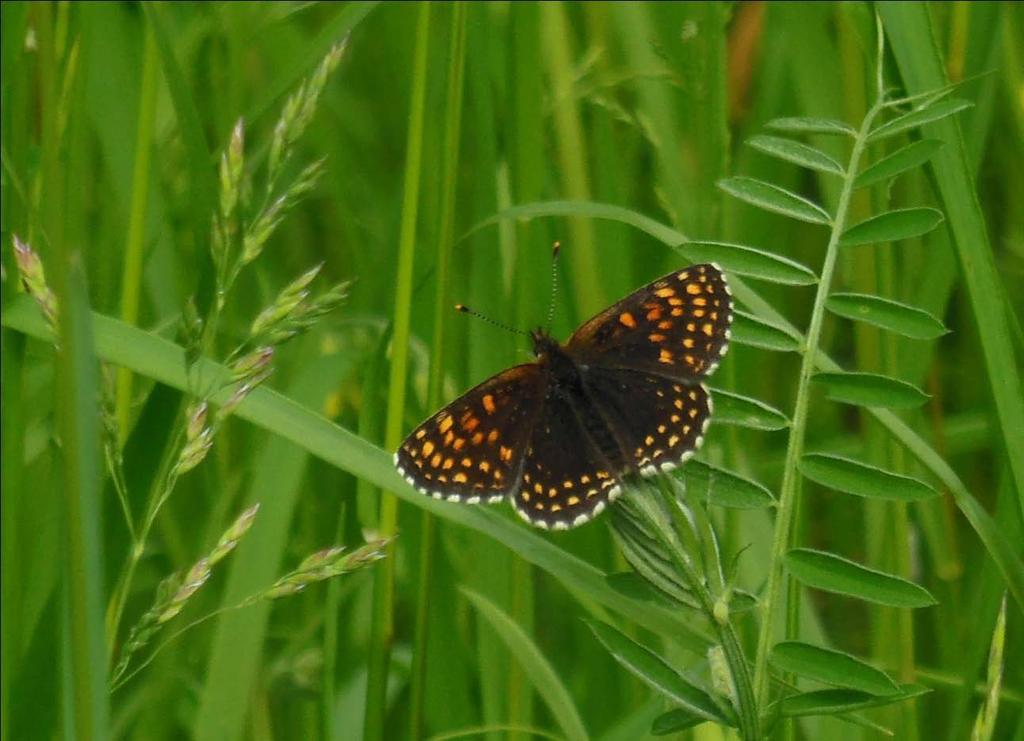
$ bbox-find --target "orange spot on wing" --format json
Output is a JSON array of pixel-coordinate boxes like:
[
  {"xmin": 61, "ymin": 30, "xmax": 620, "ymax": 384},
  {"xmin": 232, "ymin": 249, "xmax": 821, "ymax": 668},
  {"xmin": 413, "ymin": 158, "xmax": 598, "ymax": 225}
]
[
  {"xmin": 686, "ymin": 283, "xmax": 702, "ymax": 295},
  {"xmin": 619, "ymin": 312, "xmax": 637, "ymax": 328},
  {"xmin": 655, "ymin": 287, "xmax": 675, "ymax": 298},
  {"xmin": 482, "ymin": 394, "xmax": 496, "ymax": 414}
]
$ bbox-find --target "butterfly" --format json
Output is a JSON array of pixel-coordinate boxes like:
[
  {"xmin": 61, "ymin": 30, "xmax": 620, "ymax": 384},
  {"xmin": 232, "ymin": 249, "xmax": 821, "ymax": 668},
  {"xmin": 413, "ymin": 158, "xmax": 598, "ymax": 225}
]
[{"xmin": 394, "ymin": 263, "xmax": 732, "ymax": 530}]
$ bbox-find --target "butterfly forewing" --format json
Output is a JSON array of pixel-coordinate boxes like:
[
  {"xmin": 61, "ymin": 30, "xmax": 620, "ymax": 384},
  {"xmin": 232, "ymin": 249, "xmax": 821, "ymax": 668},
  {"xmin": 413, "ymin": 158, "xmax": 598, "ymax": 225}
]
[
  {"xmin": 395, "ymin": 364, "xmax": 544, "ymax": 502},
  {"xmin": 583, "ymin": 367, "xmax": 711, "ymax": 476},
  {"xmin": 512, "ymin": 392, "xmax": 622, "ymax": 530},
  {"xmin": 568, "ymin": 263, "xmax": 732, "ymax": 380}
]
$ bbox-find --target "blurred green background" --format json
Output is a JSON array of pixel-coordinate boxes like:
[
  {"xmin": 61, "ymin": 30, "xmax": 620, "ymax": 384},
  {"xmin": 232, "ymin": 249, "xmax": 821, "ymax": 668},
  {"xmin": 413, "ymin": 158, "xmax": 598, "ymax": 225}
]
[{"xmin": 2, "ymin": 2, "xmax": 1022, "ymax": 740}]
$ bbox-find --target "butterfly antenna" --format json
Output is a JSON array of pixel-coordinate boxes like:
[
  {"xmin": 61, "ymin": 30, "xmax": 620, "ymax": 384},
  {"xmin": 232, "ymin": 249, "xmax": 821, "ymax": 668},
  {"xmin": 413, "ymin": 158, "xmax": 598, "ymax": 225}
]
[
  {"xmin": 545, "ymin": 241, "xmax": 561, "ymax": 331},
  {"xmin": 454, "ymin": 304, "xmax": 530, "ymax": 338}
]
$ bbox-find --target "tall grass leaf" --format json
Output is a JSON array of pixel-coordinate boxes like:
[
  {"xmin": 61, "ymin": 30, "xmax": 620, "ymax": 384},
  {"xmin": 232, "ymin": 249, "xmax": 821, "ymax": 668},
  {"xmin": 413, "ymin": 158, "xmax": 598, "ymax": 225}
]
[
  {"xmin": 777, "ymin": 685, "xmax": 930, "ymax": 718},
  {"xmin": 770, "ymin": 642, "xmax": 900, "ymax": 696},
  {"xmin": 766, "ymin": 116, "xmax": 857, "ymax": 137},
  {"xmin": 682, "ymin": 460, "xmax": 776, "ymax": 509},
  {"xmin": 785, "ymin": 548, "xmax": 937, "ymax": 607},
  {"xmin": 650, "ymin": 708, "xmax": 704, "ymax": 735},
  {"xmin": 839, "ymin": 207, "xmax": 944, "ymax": 246},
  {"xmin": 882, "ymin": 3, "xmax": 1024, "ymax": 521},
  {"xmin": 747, "ymin": 135, "xmax": 845, "ymax": 175},
  {"xmin": 464, "ymin": 589, "xmax": 588, "ymax": 741},
  {"xmin": 800, "ymin": 453, "xmax": 937, "ymax": 501},
  {"xmin": 0, "ymin": 298, "xmax": 710, "ymax": 646},
  {"xmin": 812, "ymin": 371, "xmax": 930, "ymax": 408},
  {"xmin": 718, "ymin": 176, "xmax": 832, "ymax": 225},
  {"xmin": 826, "ymin": 292, "xmax": 948, "ymax": 339},
  {"xmin": 587, "ymin": 620, "xmax": 729, "ymax": 725},
  {"xmin": 709, "ymin": 388, "xmax": 790, "ymax": 430},
  {"xmin": 867, "ymin": 98, "xmax": 973, "ymax": 142},
  {"xmin": 854, "ymin": 139, "xmax": 944, "ymax": 189},
  {"xmin": 731, "ymin": 310, "xmax": 801, "ymax": 352},
  {"xmin": 683, "ymin": 241, "xmax": 818, "ymax": 285},
  {"xmin": 970, "ymin": 595, "xmax": 1006, "ymax": 741}
]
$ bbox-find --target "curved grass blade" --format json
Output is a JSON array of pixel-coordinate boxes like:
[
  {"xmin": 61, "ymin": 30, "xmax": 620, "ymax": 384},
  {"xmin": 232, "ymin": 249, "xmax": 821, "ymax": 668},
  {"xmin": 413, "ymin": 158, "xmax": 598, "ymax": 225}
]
[
  {"xmin": 777, "ymin": 684, "xmax": 930, "ymax": 718},
  {"xmin": 854, "ymin": 139, "xmax": 943, "ymax": 189},
  {"xmin": 748, "ymin": 135, "xmax": 845, "ymax": 175},
  {"xmin": 681, "ymin": 460, "xmax": 776, "ymax": 509},
  {"xmin": 785, "ymin": 548, "xmax": 937, "ymax": 607},
  {"xmin": 868, "ymin": 98, "xmax": 973, "ymax": 142},
  {"xmin": 682, "ymin": 241, "xmax": 817, "ymax": 286},
  {"xmin": 812, "ymin": 371, "xmax": 929, "ymax": 408},
  {"xmin": 770, "ymin": 642, "xmax": 899, "ymax": 696},
  {"xmin": 709, "ymin": 388, "xmax": 790, "ymax": 431},
  {"xmin": 800, "ymin": 453, "xmax": 937, "ymax": 501},
  {"xmin": 464, "ymin": 589, "xmax": 588, "ymax": 741},
  {"xmin": 839, "ymin": 208, "xmax": 944, "ymax": 247},
  {"xmin": 731, "ymin": 310, "xmax": 801, "ymax": 352},
  {"xmin": 827, "ymin": 293, "xmax": 948, "ymax": 340},
  {"xmin": 718, "ymin": 176, "xmax": 831, "ymax": 225},
  {"xmin": 766, "ymin": 116, "xmax": 857, "ymax": 137},
  {"xmin": 587, "ymin": 620, "xmax": 729, "ymax": 725}
]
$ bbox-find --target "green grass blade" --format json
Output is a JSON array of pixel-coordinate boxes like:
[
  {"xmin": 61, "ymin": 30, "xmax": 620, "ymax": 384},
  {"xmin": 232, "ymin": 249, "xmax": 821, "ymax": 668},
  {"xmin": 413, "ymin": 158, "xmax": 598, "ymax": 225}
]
[
  {"xmin": 880, "ymin": 1, "xmax": 1024, "ymax": 522},
  {"xmin": 53, "ymin": 258, "xmax": 110, "ymax": 738},
  {"xmin": 777, "ymin": 684, "xmax": 930, "ymax": 718},
  {"xmin": 464, "ymin": 589, "xmax": 588, "ymax": 741},
  {"xmin": 367, "ymin": 6, "xmax": 432, "ymax": 739}
]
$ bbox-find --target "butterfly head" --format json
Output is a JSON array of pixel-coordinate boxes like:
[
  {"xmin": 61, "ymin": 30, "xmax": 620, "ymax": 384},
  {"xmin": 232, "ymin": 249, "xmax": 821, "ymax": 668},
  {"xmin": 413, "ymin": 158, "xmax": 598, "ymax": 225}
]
[{"xmin": 530, "ymin": 328, "xmax": 561, "ymax": 360}]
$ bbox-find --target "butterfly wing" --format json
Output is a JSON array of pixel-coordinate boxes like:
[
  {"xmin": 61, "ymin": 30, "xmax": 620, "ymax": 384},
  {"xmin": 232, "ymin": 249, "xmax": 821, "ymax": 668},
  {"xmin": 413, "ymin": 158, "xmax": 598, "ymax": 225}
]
[
  {"xmin": 567, "ymin": 263, "xmax": 732, "ymax": 380},
  {"xmin": 582, "ymin": 366, "xmax": 712, "ymax": 476},
  {"xmin": 395, "ymin": 364, "xmax": 545, "ymax": 503},
  {"xmin": 512, "ymin": 390, "xmax": 623, "ymax": 530}
]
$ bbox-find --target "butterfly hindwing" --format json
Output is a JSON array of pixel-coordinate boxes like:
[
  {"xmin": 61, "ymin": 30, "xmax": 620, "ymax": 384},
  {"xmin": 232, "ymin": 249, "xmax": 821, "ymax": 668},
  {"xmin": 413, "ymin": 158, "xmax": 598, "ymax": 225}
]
[
  {"xmin": 512, "ymin": 391, "xmax": 622, "ymax": 530},
  {"xmin": 567, "ymin": 263, "xmax": 732, "ymax": 380},
  {"xmin": 582, "ymin": 367, "xmax": 712, "ymax": 476},
  {"xmin": 395, "ymin": 364, "xmax": 545, "ymax": 503}
]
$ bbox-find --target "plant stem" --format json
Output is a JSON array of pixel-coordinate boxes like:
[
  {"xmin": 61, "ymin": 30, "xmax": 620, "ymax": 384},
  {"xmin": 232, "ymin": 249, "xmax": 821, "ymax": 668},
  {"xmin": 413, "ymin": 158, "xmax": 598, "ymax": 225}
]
[{"xmin": 751, "ymin": 98, "xmax": 885, "ymax": 716}]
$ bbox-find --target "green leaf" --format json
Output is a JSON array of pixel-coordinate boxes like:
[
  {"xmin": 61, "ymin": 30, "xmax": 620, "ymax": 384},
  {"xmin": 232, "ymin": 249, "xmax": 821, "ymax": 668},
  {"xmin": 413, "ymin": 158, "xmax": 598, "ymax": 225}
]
[
  {"xmin": 868, "ymin": 98, "xmax": 973, "ymax": 142},
  {"xmin": 854, "ymin": 139, "xmax": 944, "ymax": 189},
  {"xmin": 785, "ymin": 548, "xmax": 937, "ymax": 607},
  {"xmin": 683, "ymin": 241, "xmax": 818, "ymax": 286},
  {"xmin": 827, "ymin": 293, "xmax": 948, "ymax": 340},
  {"xmin": 839, "ymin": 208, "xmax": 944, "ymax": 247},
  {"xmin": 709, "ymin": 388, "xmax": 790, "ymax": 431},
  {"xmin": 766, "ymin": 116, "xmax": 857, "ymax": 137},
  {"xmin": 587, "ymin": 620, "xmax": 729, "ymax": 725},
  {"xmin": 731, "ymin": 310, "xmax": 801, "ymax": 352},
  {"xmin": 777, "ymin": 684, "xmax": 930, "ymax": 718},
  {"xmin": 800, "ymin": 453, "xmax": 938, "ymax": 502},
  {"xmin": 813, "ymin": 371, "xmax": 930, "ymax": 408},
  {"xmin": 651, "ymin": 708, "xmax": 704, "ymax": 735},
  {"xmin": 465, "ymin": 589, "xmax": 588, "ymax": 741},
  {"xmin": 718, "ymin": 176, "xmax": 831, "ymax": 225},
  {"xmin": 771, "ymin": 642, "xmax": 900, "ymax": 696},
  {"xmin": 747, "ymin": 135, "xmax": 845, "ymax": 175},
  {"xmin": 682, "ymin": 460, "xmax": 776, "ymax": 509}
]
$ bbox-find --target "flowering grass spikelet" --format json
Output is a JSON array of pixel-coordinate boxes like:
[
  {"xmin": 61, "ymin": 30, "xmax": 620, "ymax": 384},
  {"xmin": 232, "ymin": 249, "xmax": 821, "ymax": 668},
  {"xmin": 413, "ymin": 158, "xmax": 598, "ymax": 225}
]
[{"xmin": 12, "ymin": 234, "xmax": 58, "ymax": 332}]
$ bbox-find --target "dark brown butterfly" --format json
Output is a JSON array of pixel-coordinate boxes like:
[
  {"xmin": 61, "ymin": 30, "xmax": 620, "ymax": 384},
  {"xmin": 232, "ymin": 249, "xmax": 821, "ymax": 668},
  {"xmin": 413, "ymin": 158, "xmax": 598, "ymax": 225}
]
[{"xmin": 395, "ymin": 263, "xmax": 732, "ymax": 530}]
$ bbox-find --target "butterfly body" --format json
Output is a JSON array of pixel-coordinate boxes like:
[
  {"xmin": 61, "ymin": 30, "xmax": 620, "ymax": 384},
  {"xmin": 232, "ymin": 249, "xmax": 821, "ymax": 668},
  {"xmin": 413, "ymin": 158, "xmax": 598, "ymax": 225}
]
[{"xmin": 395, "ymin": 263, "xmax": 732, "ymax": 530}]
